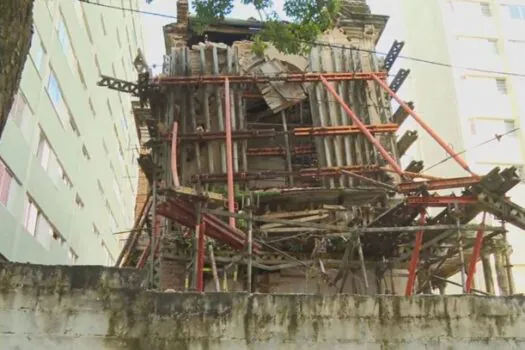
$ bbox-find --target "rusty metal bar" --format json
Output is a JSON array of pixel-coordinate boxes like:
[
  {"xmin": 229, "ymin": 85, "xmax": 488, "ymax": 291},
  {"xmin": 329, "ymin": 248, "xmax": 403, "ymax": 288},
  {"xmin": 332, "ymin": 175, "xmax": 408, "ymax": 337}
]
[
  {"xmin": 293, "ymin": 124, "xmax": 398, "ymax": 136},
  {"xmin": 398, "ymin": 176, "xmax": 481, "ymax": 193},
  {"xmin": 163, "ymin": 124, "xmax": 398, "ymax": 142},
  {"xmin": 281, "ymin": 111, "xmax": 294, "ymax": 186},
  {"xmin": 466, "ymin": 212, "xmax": 486, "ymax": 293},
  {"xmin": 155, "ymin": 71, "xmax": 388, "ymax": 85},
  {"xmin": 204, "ymin": 207, "xmax": 475, "ymax": 234},
  {"xmin": 224, "ymin": 78, "xmax": 236, "ymax": 228},
  {"xmin": 405, "ymin": 211, "xmax": 426, "ymax": 296},
  {"xmin": 197, "ymin": 221, "xmax": 206, "ymax": 292},
  {"xmin": 456, "ymin": 202, "xmax": 467, "ymax": 292},
  {"xmin": 341, "ymin": 170, "xmax": 397, "ymax": 191},
  {"xmin": 406, "ymin": 195, "xmax": 478, "ymax": 207},
  {"xmin": 371, "ymin": 74, "xmax": 477, "ymax": 177},
  {"xmin": 247, "ymin": 197, "xmax": 253, "ymax": 293},
  {"xmin": 320, "ymin": 75, "xmax": 404, "ymax": 176},
  {"xmin": 171, "ymin": 122, "xmax": 180, "ymax": 187},
  {"xmin": 192, "ymin": 165, "xmax": 383, "ymax": 183},
  {"xmin": 247, "ymin": 146, "xmax": 314, "ymax": 157}
]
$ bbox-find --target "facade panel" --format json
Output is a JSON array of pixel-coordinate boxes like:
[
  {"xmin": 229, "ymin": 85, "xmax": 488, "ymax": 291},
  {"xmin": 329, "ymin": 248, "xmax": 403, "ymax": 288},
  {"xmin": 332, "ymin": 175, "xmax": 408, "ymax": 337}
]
[{"xmin": 0, "ymin": 0, "xmax": 143, "ymax": 265}]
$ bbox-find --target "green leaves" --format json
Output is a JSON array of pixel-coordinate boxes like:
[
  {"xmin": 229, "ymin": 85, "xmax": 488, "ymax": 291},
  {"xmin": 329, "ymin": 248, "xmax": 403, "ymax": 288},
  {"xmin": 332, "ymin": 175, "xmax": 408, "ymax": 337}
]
[{"xmin": 192, "ymin": 0, "xmax": 341, "ymax": 55}]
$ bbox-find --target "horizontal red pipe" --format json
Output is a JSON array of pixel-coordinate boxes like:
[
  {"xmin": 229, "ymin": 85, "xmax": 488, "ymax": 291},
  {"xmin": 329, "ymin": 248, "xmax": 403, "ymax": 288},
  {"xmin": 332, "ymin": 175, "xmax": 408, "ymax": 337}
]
[{"xmin": 154, "ymin": 72, "xmax": 388, "ymax": 85}]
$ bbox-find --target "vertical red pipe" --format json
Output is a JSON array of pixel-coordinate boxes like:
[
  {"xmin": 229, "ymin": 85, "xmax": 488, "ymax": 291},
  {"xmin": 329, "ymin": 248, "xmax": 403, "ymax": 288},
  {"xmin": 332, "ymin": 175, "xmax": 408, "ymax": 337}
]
[
  {"xmin": 371, "ymin": 74, "xmax": 477, "ymax": 178},
  {"xmin": 224, "ymin": 78, "xmax": 236, "ymax": 228},
  {"xmin": 405, "ymin": 211, "xmax": 426, "ymax": 296},
  {"xmin": 319, "ymin": 76, "xmax": 404, "ymax": 175},
  {"xmin": 466, "ymin": 212, "xmax": 486, "ymax": 293},
  {"xmin": 171, "ymin": 122, "xmax": 180, "ymax": 187},
  {"xmin": 196, "ymin": 222, "xmax": 206, "ymax": 292}
]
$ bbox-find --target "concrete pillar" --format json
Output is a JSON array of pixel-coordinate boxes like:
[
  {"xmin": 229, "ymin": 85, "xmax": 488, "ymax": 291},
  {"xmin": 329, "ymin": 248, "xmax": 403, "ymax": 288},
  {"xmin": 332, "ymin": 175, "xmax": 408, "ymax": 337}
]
[
  {"xmin": 481, "ymin": 253, "xmax": 495, "ymax": 295},
  {"xmin": 495, "ymin": 250, "xmax": 510, "ymax": 296}
]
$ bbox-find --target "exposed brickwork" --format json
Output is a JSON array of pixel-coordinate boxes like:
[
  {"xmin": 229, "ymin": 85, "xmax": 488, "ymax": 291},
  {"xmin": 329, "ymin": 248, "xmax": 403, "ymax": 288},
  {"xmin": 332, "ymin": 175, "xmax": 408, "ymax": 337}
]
[{"xmin": 159, "ymin": 258, "xmax": 186, "ymax": 290}]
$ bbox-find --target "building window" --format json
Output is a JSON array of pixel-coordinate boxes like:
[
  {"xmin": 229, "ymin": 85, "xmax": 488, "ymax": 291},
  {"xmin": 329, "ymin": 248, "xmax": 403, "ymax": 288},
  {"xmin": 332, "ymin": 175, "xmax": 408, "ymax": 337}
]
[
  {"xmin": 68, "ymin": 248, "xmax": 79, "ymax": 264},
  {"xmin": 0, "ymin": 159, "xmax": 14, "ymax": 206},
  {"xmin": 8, "ymin": 92, "xmax": 32, "ymax": 139},
  {"xmin": 457, "ymin": 37, "xmax": 499, "ymax": 55},
  {"xmin": 496, "ymin": 78, "xmax": 508, "ymax": 94},
  {"xmin": 23, "ymin": 197, "xmax": 56, "ymax": 250},
  {"xmin": 504, "ymin": 120, "xmax": 517, "ymax": 136},
  {"xmin": 47, "ymin": 72, "xmax": 62, "ymax": 108},
  {"xmin": 57, "ymin": 18, "xmax": 70, "ymax": 56},
  {"xmin": 36, "ymin": 132, "xmax": 51, "ymax": 171},
  {"xmin": 59, "ymin": 167, "xmax": 73, "ymax": 189},
  {"xmin": 470, "ymin": 118, "xmax": 518, "ymax": 139},
  {"xmin": 30, "ymin": 28, "xmax": 46, "ymax": 72},
  {"xmin": 505, "ymin": 4, "xmax": 525, "ymax": 20},
  {"xmin": 37, "ymin": 130, "xmax": 70, "ymax": 188},
  {"xmin": 480, "ymin": 3, "xmax": 491, "ymax": 16}
]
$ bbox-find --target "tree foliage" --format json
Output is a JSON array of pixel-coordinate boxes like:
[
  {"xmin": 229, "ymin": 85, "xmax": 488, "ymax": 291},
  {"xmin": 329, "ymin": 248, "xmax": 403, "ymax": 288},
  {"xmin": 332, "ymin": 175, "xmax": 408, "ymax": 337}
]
[{"xmin": 192, "ymin": 0, "xmax": 341, "ymax": 55}]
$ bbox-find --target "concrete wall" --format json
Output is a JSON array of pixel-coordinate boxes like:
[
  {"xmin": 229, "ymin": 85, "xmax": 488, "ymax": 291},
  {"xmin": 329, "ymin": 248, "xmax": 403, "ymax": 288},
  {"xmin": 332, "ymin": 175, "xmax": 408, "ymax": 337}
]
[{"xmin": 2, "ymin": 263, "xmax": 525, "ymax": 349}]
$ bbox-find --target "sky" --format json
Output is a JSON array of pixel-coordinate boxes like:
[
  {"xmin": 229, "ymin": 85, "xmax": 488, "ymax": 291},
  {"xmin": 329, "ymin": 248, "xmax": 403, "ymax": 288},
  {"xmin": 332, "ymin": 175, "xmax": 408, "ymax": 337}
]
[{"xmin": 139, "ymin": 0, "xmax": 287, "ymax": 70}]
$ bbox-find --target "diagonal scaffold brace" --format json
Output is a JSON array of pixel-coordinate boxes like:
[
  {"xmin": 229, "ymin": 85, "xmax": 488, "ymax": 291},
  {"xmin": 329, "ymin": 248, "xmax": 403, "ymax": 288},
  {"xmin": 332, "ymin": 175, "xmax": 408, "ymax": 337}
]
[
  {"xmin": 371, "ymin": 74, "xmax": 478, "ymax": 178},
  {"xmin": 319, "ymin": 76, "xmax": 404, "ymax": 176}
]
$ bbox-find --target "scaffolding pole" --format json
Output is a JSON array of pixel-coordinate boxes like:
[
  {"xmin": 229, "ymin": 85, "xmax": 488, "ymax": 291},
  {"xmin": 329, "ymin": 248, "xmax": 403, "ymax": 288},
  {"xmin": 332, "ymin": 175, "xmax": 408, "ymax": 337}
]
[
  {"xmin": 197, "ymin": 221, "xmax": 206, "ymax": 292},
  {"xmin": 208, "ymin": 243, "xmax": 221, "ymax": 291},
  {"xmin": 224, "ymin": 77, "xmax": 236, "ymax": 228},
  {"xmin": 466, "ymin": 212, "xmax": 486, "ymax": 293},
  {"xmin": 247, "ymin": 196, "xmax": 253, "ymax": 293},
  {"xmin": 405, "ymin": 211, "xmax": 426, "ymax": 296},
  {"xmin": 456, "ymin": 203, "xmax": 466, "ymax": 293},
  {"xmin": 281, "ymin": 111, "xmax": 294, "ymax": 186},
  {"xmin": 171, "ymin": 121, "xmax": 180, "ymax": 187}
]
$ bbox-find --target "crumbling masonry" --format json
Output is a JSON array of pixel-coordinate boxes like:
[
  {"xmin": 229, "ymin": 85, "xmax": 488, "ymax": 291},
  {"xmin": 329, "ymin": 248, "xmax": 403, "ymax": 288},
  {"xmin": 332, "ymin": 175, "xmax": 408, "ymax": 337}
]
[{"xmin": 99, "ymin": 0, "xmax": 525, "ymax": 296}]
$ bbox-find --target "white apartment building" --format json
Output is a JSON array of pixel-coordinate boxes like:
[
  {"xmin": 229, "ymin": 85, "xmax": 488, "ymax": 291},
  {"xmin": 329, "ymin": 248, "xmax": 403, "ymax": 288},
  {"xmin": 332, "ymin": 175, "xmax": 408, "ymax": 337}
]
[
  {"xmin": 0, "ymin": 0, "xmax": 144, "ymax": 265},
  {"xmin": 368, "ymin": 0, "xmax": 525, "ymax": 293}
]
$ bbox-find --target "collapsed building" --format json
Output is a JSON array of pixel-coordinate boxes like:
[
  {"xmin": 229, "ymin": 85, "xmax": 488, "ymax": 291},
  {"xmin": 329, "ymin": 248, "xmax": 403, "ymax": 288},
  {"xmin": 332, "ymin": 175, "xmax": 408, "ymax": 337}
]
[{"xmin": 99, "ymin": 0, "xmax": 525, "ymax": 296}]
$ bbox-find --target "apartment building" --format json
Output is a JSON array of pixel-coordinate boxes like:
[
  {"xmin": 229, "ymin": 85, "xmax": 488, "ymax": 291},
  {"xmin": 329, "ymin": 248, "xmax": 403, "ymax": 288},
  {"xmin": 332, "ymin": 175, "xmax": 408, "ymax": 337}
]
[
  {"xmin": 368, "ymin": 0, "xmax": 525, "ymax": 293},
  {"xmin": 0, "ymin": 0, "xmax": 144, "ymax": 265}
]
